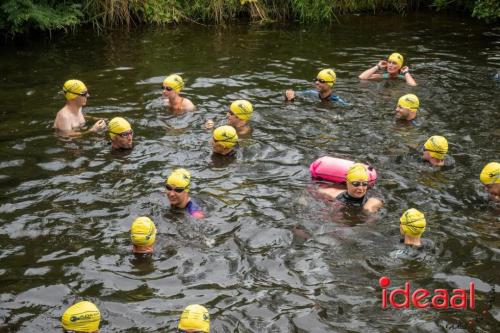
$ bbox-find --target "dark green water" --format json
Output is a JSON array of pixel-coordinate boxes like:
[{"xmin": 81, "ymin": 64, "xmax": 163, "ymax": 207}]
[{"xmin": 0, "ymin": 13, "xmax": 499, "ymax": 332}]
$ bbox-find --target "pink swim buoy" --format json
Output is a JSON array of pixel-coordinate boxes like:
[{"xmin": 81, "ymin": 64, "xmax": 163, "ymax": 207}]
[{"xmin": 309, "ymin": 156, "xmax": 377, "ymax": 186}]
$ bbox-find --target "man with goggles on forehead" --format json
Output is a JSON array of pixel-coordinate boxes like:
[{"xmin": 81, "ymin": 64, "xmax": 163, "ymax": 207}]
[
  {"xmin": 162, "ymin": 74, "xmax": 195, "ymax": 113},
  {"xmin": 318, "ymin": 163, "xmax": 383, "ymax": 213},
  {"xmin": 165, "ymin": 169, "xmax": 204, "ymax": 219},
  {"xmin": 284, "ymin": 68, "xmax": 348, "ymax": 105},
  {"xmin": 54, "ymin": 79, "xmax": 107, "ymax": 136},
  {"xmin": 108, "ymin": 117, "xmax": 133, "ymax": 150}
]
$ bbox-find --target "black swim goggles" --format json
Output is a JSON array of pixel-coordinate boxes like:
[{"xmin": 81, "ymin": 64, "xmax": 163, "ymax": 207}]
[
  {"xmin": 63, "ymin": 89, "xmax": 89, "ymax": 97},
  {"xmin": 178, "ymin": 330, "xmax": 205, "ymax": 333},
  {"xmin": 165, "ymin": 184, "xmax": 186, "ymax": 193},
  {"xmin": 110, "ymin": 130, "xmax": 133, "ymax": 137},
  {"xmin": 350, "ymin": 181, "xmax": 369, "ymax": 187},
  {"xmin": 314, "ymin": 78, "xmax": 333, "ymax": 84},
  {"xmin": 162, "ymin": 85, "xmax": 174, "ymax": 91}
]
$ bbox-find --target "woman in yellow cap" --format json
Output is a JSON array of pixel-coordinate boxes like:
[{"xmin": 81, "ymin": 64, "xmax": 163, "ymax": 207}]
[
  {"xmin": 318, "ymin": 164, "xmax": 383, "ymax": 213},
  {"xmin": 284, "ymin": 69, "xmax": 348, "ymax": 105},
  {"xmin": 54, "ymin": 79, "xmax": 107, "ymax": 136},
  {"xmin": 395, "ymin": 94, "xmax": 419, "ymax": 124},
  {"xmin": 61, "ymin": 301, "xmax": 100, "ymax": 332},
  {"xmin": 359, "ymin": 53, "xmax": 417, "ymax": 86},
  {"xmin": 108, "ymin": 117, "xmax": 133, "ymax": 150},
  {"xmin": 480, "ymin": 162, "xmax": 500, "ymax": 201},
  {"xmin": 399, "ymin": 208, "xmax": 427, "ymax": 248},
  {"xmin": 165, "ymin": 169, "xmax": 204, "ymax": 218},
  {"xmin": 130, "ymin": 217, "xmax": 156, "ymax": 254},
  {"xmin": 211, "ymin": 125, "xmax": 238, "ymax": 156},
  {"xmin": 422, "ymin": 135, "xmax": 451, "ymax": 167},
  {"xmin": 178, "ymin": 304, "xmax": 210, "ymax": 333},
  {"xmin": 204, "ymin": 100, "xmax": 253, "ymax": 137},
  {"xmin": 162, "ymin": 74, "xmax": 195, "ymax": 113}
]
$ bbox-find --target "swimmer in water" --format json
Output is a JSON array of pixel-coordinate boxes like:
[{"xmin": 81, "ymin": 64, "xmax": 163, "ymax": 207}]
[
  {"xmin": 108, "ymin": 117, "xmax": 133, "ymax": 150},
  {"xmin": 130, "ymin": 217, "xmax": 156, "ymax": 254},
  {"xmin": 400, "ymin": 208, "xmax": 426, "ymax": 248},
  {"xmin": 205, "ymin": 100, "xmax": 253, "ymax": 137},
  {"xmin": 359, "ymin": 52, "xmax": 417, "ymax": 86},
  {"xmin": 54, "ymin": 79, "xmax": 106, "ymax": 136},
  {"xmin": 422, "ymin": 135, "xmax": 449, "ymax": 167},
  {"xmin": 284, "ymin": 69, "xmax": 348, "ymax": 104},
  {"xmin": 480, "ymin": 162, "xmax": 500, "ymax": 202},
  {"xmin": 178, "ymin": 304, "xmax": 210, "ymax": 333},
  {"xmin": 165, "ymin": 169, "xmax": 204, "ymax": 218},
  {"xmin": 318, "ymin": 163, "xmax": 383, "ymax": 213},
  {"xmin": 162, "ymin": 74, "xmax": 195, "ymax": 112},
  {"xmin": 211, "ymin": 125, "xmax": 238, "ymax": 156},
  {"xmin": 61, "ymin": 301, "xmax": 100, "ymax": 332},
  {"xmin": 395, "ymin": 94, "xmax": 419, "ymax": 124}
]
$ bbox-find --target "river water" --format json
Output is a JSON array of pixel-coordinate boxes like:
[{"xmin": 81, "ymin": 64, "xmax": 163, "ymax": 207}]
[{"xmin": 0, "ymin": 12, "xmax": 499, "ymax": 333}]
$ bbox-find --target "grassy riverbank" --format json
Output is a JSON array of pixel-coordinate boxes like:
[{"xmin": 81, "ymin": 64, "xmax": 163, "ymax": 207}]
[{"xmin": 1, "ymin": 0, "xmax": 498, "ymax": 37}]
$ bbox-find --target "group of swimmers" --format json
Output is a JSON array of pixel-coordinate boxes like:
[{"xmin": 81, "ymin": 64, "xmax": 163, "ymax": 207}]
[{"xmin": 53, "ymin": 52, "xmax": 498, "ymax": 332}]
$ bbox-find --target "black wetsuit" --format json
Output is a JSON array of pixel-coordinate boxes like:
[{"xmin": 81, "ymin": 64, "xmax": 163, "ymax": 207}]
[{"xmin": 336, "ymin": 191, "xmax": 368, "ymax": 207}]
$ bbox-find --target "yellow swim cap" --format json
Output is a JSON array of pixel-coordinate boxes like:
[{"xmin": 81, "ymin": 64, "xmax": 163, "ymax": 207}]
[
  {"xmin": 163, "ymin": 74, "xmax": 184, "ymax": 93},
  {"xmin": 108, "ymin": 117, "xmax": 132, "ymax": 139},
  {"xmin": 397, "ymin": 94, "xmax": 419, "ymax": 111},
  {"xmin": 166, "ymin": 170, "xmax": 191, "ymax": 192},
  {"xmin": 346, "ymin": 163, "xmax": 369, "ymax": 183},
  {"xmin": 230, "ymin": 100, "xmax": 253, "ymax": 121},
  {"xmin": 316, "ymin": 69, "xmax": 337, "ymax": 87},
  {"xmin": 424, "ymin": 136, "xmax": 448, "ymax": 160},
  {"xmin": 63, "ymin": 79, "xmax": 88, "ymax": 100},
  {"xmin": 178, "ymin": 304, "xmax": 210, "ymax": 333},
  {"xmin": 213, "ymin": 125, "xmax": 238, "ymax": 149},
  {"xmin": 130, "ymin": 217, "xmax": 156, "ymax": 247},
  {"xmin": 400, "ymin": 208, "xmax": 426, "ymax": 237},
  {"xmin": 61, "ymin": 301, "xmax": 100, "ymax": 332},
  {"xmin": 480, "ymin": 162, "xmax": 500, "ymax": 185},
  {"xmin": 388, "ymin": 53, "xmax": 404, "ymax": 67}
]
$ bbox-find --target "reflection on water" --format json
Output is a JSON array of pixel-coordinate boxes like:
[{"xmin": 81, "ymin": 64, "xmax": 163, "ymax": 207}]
[{"xmin": 0, "ymin": 13, "xmax": 499, "ymax": 332}]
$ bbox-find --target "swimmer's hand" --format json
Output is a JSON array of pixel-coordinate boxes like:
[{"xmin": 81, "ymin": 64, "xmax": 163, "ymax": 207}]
[
  {"xmin": 377, "ymin": 60, "xmax": 388, "ymax": 70},
  {"xmin": 284, "ymin": 89, "xmax": 295, "ymax": 101},
  {"xmin": 400, "ymin": 66, "xmax": 409, "ymax": 75},
  {"xmin": 90, "ymin": 119, "xmax": 106, "ymax": 132},
  {"xmin": 203, "ymin": 119, "xmax": 214, "ymax": 129}
]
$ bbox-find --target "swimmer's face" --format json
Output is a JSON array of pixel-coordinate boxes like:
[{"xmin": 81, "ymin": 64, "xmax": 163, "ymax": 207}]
[
  {"xmin": 485, "ymin": 183, "xmax": 500, "ymax": 200},
  {"xmin": 73, "ymin": 93, "xmax": 89, "ymax": 106},
  {"xmin": 165, "ymin": 185, "xmax": 188, "ymax": 207},
  {"xmin": 387, "ymin": 60, "xmax": 401, "ymax": 74},
  {"xmin": 111, "ymin": 130, "xmax": 133, "ymax": 149},
  {"xmin": 227, "ymin": 110, "xmax": 240, "ymax": 126},
  {"xmin": 314, "ymin": 78, "xmax": 331, "ymax": 92},
  {"xmin": 162, "ymin": 85, "xmax": 175, "ymax": 97},
  {"xmin": 132, "ymin": 244, "xmax": 154, "ymax": 254},
  {"xmin": 395, "ymin": 105, "xmax": 412, "ymax": 120},
  {"xmin": 346, "ymin": 180, "xmax": 368, "ymax": 198},
  {"xmin": 422, "ymin": 150, "xmax": 431, "ymax": 161},
  {"xmin": 210, "ymin": 138, "xmax": 234, "ymax": 156}
]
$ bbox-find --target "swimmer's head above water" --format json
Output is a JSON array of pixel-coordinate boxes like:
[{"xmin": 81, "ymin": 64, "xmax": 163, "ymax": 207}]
[
  {"xmin": 229, "ymin": 100, "xmax": 253, "ymax": 122},
  {"xmin": 62, "ymin": 79, "xmax": 89, "ymax": 107},
  {"xmin": 178, "ymin": 304, "xmax": 210, "ymax": 333},
  {"xmin": 387, "ymin": 52, "xmax": 404, "ymax": 73},
  {"xmin": 480, "ymin": 162, "xmax": 500, "ymax": 201},
  {"xmin": 130, "ymin": 216, "xmax": 156, "ymax": 254},
  {"xmin": 400, "ymin": 208, "xmax": 426, "ymax": 247},
  {"xmin": 165, "ymin": 169, "xmax": 191, "ymax": 208},
  {"xmin": 423, "ymin": 135, "xmax": 448, "ymax": 166},
  {"xmin": 345, "ymin": 163, "xmax": 369, "ymax": 199},
  {"xmin": 162, "ymin": 74, "xmax": 184, "ymax": 94},
  {"xmin": 315, "ymin": 69, "xmax": 337, "ymax": 89},
  {"xmin": 108, "ymin": 117, "xmax": 133, "ymax": 149},
  {"xmin": 395, "ymin": 94, "xmax": 419, "ymax": 120},
  {"xmin": 61, "ymin": 301, "xmax": 100, "ymax": 333},
  {"xmin": 211, "ymin": 125, "xmax": 238, "ymax": 156}
]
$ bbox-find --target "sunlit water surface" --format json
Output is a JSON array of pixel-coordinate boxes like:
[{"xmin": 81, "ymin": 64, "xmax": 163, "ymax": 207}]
[{"xmin": 0, "ymin": 13, "xmax": 499, "ymax": 333}]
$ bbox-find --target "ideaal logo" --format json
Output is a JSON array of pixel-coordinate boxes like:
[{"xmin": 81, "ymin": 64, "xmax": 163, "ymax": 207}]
[{"xmin": 379, "ymin": 276, "xmax": 475, "ymax": 309}]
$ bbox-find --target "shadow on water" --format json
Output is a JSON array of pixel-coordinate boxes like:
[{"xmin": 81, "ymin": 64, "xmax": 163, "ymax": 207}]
[{"xmin": 0, "ymin": 12, "xmax": 499, "ymax": 332}]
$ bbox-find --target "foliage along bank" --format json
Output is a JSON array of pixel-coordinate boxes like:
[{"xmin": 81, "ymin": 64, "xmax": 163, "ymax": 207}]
[{"xmin": 1, "ymin": 0, "xmax": 498, "ymax": 37}]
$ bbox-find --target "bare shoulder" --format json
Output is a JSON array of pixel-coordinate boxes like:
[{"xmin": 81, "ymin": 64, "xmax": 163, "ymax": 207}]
[
  {"xmin": 183, "ymin": 97, "xmax": 195, "ymax": 111},
  {"xmin": 54, "ymin": 108, "xmax": 71, "ymax": 130}
]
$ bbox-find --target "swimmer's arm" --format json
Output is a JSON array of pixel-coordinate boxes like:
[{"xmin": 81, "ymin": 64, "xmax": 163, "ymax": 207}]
[
  {"xmin": 54, "ymin": 118, "xmax": 106, "ymax": 137},
  {"xmin": 84, "ymin": 114, "xmax": 107, "ymax": 122},
  {"xmin": 318, "ymin": 187, "xmax": 344, "ymax": 198},
  {"xmin": 400, "ymin": 67, "xmax": 417, "ymax": 86},
  {"xmin": 363, "ymin": 198, "xmax": 383, "ymax": 213},
  {"xmin": 183, "ymin": 99, "xmax": 195, "ymax": 112},
  {"xmin": 359, "ymin": 61, "xmax": 386, "ymax": 80}
]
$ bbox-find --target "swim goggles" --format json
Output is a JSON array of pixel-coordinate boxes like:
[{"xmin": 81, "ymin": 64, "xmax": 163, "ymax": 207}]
[
  {"xmin": 350, "ymin": 181, "xmax": 369, "ymax": 187},
  {"xmin": 178, "ymin": 330, "xmax": 205, "ymax": 333},
  {"xmin": 314, "ymin": 78, "xmax": 333, "ymax": 84},
  {"xmin": 162, "ymin": 85, "xmax": 174, "ymax": 91},
  {"xmin": 63, "ymin": 89, "xmax": 89, "ymax": 96},
  {"xmin": 110, "ymin": 130, "xmax": 133, "ymax": 137},
  {"xmin": 165, "ymin": 184, "xmax": 186, "ymax": 193}
]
